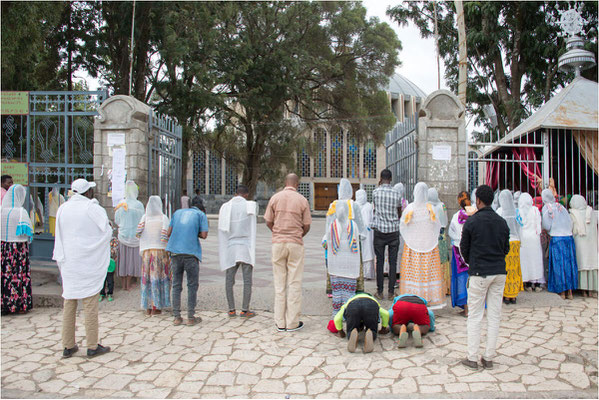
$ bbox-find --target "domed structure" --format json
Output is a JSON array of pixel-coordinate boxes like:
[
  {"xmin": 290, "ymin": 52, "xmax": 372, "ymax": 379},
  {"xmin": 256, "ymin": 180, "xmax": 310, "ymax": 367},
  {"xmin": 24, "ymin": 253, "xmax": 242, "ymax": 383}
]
[{"xmin": 385, "ymin": 73, "xmax": 428, "ymax": 122}]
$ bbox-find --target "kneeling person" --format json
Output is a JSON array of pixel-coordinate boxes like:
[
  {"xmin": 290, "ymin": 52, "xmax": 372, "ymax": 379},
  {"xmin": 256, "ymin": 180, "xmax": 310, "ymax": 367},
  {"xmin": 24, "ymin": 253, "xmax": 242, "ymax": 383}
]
[
  {"xmin": 389, "ymin": 294, "xmax": 435, "ymax": 348},
  {"xmin": 329, "ymin": 293, "xmax": 389, "ymax": 353}
]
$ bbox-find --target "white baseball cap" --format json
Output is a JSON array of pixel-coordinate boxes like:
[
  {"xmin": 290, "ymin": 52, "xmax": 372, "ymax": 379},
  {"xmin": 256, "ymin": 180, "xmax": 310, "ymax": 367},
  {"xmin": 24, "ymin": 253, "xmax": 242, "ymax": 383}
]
[{"xmin": 71, "ymin": 178, "xmax": 97, "ymax": 194}]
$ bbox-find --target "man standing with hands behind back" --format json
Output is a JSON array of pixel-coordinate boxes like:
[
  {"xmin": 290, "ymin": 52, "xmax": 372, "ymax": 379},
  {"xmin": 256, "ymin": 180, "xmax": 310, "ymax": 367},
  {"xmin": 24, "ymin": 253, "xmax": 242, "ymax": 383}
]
[
  {"xmin": 264, "ymin": 173, "xmax": 312, "ymax": 332},
  {"xmin": 460, "ymin": 185, "xmax": 510, "ymax": 370}
]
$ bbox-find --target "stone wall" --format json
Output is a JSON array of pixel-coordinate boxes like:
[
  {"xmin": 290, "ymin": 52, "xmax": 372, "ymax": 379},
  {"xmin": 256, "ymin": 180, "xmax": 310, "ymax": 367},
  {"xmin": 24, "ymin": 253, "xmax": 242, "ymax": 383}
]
[
  {"xmin": 417, "ymin": 90, "xmax": 467, "ymax": 220},
  {"xmin": 93, "ymin": 95, "xmax": 152, "ymax": 220}
]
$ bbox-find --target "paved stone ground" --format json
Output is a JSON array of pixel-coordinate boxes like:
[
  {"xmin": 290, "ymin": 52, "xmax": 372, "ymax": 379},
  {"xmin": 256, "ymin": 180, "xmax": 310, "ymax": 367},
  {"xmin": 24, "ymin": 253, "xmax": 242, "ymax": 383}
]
[
  {"xmin": 1, "ymin": 297, "xmax": 597, "ymax": 398},
  {"xmin": 5, "ymin": 218, "xmax": 598, "ymax": 398}
]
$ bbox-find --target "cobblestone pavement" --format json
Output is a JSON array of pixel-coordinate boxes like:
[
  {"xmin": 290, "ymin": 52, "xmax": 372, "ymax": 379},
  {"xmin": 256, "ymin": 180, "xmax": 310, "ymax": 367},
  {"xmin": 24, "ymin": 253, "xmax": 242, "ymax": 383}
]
[{"xmin": 1, "ymin": 297, "xmax": 597, "ymax": 398}]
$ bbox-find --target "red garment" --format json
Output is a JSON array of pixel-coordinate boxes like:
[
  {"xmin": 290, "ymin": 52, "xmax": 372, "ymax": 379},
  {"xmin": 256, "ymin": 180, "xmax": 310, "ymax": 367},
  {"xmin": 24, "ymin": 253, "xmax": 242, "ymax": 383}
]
[
  {"xmin": 392, "ymin": 300, "xmax": 430, "ymax": 326},
  {"xmin": 327, "ymin": 319, "xmax": 338, "ymax": 333}
]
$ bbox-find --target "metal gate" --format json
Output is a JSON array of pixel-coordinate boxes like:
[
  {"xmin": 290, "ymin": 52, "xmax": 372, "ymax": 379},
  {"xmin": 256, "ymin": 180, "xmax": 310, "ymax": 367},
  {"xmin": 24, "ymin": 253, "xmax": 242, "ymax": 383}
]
[
  {"xmin": 148, "ymin": 111, "xmax": 182, "ymax": 217},
  {"xmin": 385, "ymin": 115, "xmax": 418, "ymax": 201},
  {"xmin": 1, "ymin": 91, "xmax": 107, "ymax": 259}
]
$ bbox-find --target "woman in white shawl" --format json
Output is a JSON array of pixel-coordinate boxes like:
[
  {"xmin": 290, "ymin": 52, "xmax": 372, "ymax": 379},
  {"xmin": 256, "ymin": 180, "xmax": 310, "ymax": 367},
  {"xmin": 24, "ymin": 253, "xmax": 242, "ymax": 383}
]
[
  {"xmin": 541, "ymin": 189, "xmax": 577, "ymax": 299},
  {"xmin": 355, "ymin": 189, "xmax": 375, "ymax": 280},
  {"xmin": 1, "ymin": 184, "xmax": 34, "ymax": 314},
  {"xmin": 115, "ymin": 180, "xmax": 145, "ymax": 291},
  {"xmin": 324, "ymin": 179, "xmax": 366, "ymax": 293},
  {"xmin": 518, "ymin": 192, "xmax": 545, "ymax": 292},
  {"xmin": 49, "ymin": 187, "xmax": 66, "ymax": 236},
  {"xmin": 496, "ymin": 190, "xmax": 523, "ymax": 304},
  {"xmin": 136, "ymin": 196, "xmax": 171, "ymax": 315},
  {"xmin": 428, "ymin": 187, "xmax": 450, "ymax": 296},
  {"xmin": 569, "ymin": 195, "xmax": 597, "ymax": 297},
  {"xmin": 399, "ymin": 182, "xmax": 445, "ymax": 308},
  {"xmin": 326, "ymin": 201, "xmax": 360, "ymax": 319}
]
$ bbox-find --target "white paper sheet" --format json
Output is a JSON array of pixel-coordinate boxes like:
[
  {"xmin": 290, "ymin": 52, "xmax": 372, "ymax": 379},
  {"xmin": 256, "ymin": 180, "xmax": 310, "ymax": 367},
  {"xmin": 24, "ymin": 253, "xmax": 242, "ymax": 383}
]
[
  {"xmin": 111, "ymin": 148, "xmax": 126, "ymax": 207},
  {"xmin": 107, "ymin": 133, "xmax": 126, "ymax": 147},
  {"xmin": 432, "ymin": 144, "xmax": 452, "ymax": 161}
]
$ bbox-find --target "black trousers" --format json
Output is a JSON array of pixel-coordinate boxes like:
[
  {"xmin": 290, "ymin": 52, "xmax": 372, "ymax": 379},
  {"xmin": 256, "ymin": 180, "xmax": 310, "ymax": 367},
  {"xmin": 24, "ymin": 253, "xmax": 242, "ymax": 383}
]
[
  {"xmin": 100, "ymin": 272, "xmax": 114, "ymax": 296},
  {"xmin": 374, "ymin": 229, "xmax": 399, "ymax": 294},
  {"xmin": 344, "ymin": 297, "xmax": 380, "ymax": 340}
]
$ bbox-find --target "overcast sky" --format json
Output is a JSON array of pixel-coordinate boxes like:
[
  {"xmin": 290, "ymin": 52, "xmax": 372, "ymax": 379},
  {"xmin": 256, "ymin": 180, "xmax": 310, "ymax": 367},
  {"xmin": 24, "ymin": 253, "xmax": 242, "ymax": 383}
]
[{"xmin": 362, "ymin": 0, "xmax": 449, "ymax": 97}]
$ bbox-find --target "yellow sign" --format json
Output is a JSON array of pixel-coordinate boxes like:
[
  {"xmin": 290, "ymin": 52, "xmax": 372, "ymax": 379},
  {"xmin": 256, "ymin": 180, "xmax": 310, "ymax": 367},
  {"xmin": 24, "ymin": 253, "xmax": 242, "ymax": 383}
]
[
  {"xmin": 1, "ymin": 162, "xmax": 29, "ymax": 185},
  {"xmin": 1, "ymin": 91, "xmax": 29, "ymax": 115}
]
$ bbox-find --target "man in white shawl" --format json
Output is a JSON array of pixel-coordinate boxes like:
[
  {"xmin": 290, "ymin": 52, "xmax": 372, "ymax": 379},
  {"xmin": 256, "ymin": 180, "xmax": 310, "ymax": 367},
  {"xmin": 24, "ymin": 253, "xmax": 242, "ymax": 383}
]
[
  {"xmin": 53, "ymin": 178, "xmax": 112, "ymax": 358},
  {"xmin": 218, "ymin": 185, "xmax": 258, "ymax": 318},
  {"xmin": 326, "ymin": 201, "xmax": 361, "ymax": 319},
  {"xmin": 518, "ymin": 192, "xmax": 545, "ymax": 292},
  {"xmin": 114, "ymin": 180, "xmax": 145, "ymax": 291},
  {"xmin": 569, "ymin": 195, "xmax": 598, "ymax": 297},
  {"xmin": 399, "ymin": 182, "xmax": 445, "ymax": 308},
  {"xmin": 355, "ymin": 189, "xmax": 375, "ymax": 280}
]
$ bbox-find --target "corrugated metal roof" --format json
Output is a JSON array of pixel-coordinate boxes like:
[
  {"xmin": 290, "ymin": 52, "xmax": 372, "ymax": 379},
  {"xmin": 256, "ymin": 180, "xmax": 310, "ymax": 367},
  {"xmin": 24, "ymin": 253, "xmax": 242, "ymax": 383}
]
[
  {"xmin": 504, "ymin": 76, "xmax": 598, "ymax": 139},
  {"xmin": 386, "ymin": 73, "xmax": 427, "ymax": 101}
]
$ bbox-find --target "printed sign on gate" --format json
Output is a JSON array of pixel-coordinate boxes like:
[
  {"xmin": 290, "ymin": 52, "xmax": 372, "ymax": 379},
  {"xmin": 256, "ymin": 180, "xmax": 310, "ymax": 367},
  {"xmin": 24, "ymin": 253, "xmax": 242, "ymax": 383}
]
[
  {"xmin": 1, "ymin": 162, "xmax": 29, "ymax": 185},
  {"xmin": 0, "ymin": 91, "xmax": 29, "ymax": 115}
]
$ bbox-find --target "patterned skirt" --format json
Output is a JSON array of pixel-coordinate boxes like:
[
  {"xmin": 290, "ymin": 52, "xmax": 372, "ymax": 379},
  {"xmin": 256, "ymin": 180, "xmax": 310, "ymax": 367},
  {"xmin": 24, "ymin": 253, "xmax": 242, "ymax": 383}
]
[
  {"xmin": 451, "ymin": 246, "xmax": 468, "ymax": 308},
  {"xmin": 548, "ymin": 236, "xmax": 578, "ymax": 294},
  {"xmin": 399, "ymin": 245, "xmax": 445, "ymax": 308},
  {"xmin": 438, "ymin": 231, "xmax": 451, "ymax": 295},
  {"xmin": 503, "ymin": 241, "xmax": 523, "ymax": 298},
  {"xmin": 1, "ymin": 241, "xmax": 32, "ymax": 314},
  {"xmin": 140, "ymin": 249, "xmax": 171, "ymax": 310},
  {"xmin": 330, "ymin": 275, "xmax": 357, "ymax": 318}
]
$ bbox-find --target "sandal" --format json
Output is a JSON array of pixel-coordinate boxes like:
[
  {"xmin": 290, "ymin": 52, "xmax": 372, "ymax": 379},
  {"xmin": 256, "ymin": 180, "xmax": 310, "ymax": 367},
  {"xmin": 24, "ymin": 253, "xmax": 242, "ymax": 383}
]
[
  {"xmin": 240, "ymin": 310, "xmax": 256, "ymax": 318},
  {"xmin": 228, "ymin": 310, "xmax": 237, "ymax": 317}
]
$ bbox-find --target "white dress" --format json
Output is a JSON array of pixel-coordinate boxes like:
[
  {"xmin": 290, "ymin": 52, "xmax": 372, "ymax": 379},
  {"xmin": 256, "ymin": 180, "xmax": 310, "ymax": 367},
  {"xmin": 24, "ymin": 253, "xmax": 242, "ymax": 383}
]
[
  {"xmin": 570, "ymin": 195, "xmax": 598, "ymax": 291},
  {"xmin": 518, "ymin": 194, "xmax": 545, "ymax": 283}
]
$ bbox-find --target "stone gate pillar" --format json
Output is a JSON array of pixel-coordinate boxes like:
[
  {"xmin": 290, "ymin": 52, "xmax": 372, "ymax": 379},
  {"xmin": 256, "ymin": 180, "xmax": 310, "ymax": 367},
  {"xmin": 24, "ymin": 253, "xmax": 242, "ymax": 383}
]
[
  {"xmin": 417, "ymin": 90, "xmax": 467, "ymax": 219},
  {"xmin": 93, "ymin": 95, "xmax": 151, "ymax": 220}
]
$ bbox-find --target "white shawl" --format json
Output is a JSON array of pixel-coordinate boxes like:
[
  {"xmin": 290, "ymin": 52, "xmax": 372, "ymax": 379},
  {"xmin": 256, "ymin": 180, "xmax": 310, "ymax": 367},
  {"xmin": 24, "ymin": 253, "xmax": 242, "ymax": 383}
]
[
  {"xmin": 400, "ymin": 182, "xmax": 441, "ymax": 253},
  {"xmin": 138, "ymin": 196, "xmax": 170, "ymax": 254},
  {"xmin": 53, "ymin": 194, "xmax": 112, "ymax": 299},
  {"xmin": 1, "ymin": 185, "xmax": 33, "ymax": 242},
  {"xmin": 218, "ymin": 196, "xmax": 258, "ymax": 271}
]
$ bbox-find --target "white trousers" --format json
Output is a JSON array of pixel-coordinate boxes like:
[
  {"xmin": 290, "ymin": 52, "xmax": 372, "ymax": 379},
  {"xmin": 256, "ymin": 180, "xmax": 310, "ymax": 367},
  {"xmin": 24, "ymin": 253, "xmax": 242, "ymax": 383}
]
[{"xmin": 467, "ymin": 274, "xmax": 507, "ymax": 362}]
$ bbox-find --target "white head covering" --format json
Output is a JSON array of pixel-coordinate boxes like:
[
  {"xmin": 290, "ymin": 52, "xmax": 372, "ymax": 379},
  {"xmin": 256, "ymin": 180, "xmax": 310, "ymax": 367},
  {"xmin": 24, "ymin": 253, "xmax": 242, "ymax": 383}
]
[
  {"xmin": 394, "ymin": 183, "xmax": 405, "ymax": 199},
  {"xmin": 400, "ymin": 182, "xmax": 441, "ymax": 252},
  {"xmin": 49, "ymin": 187, "xmax": 65, "ymax": 218},
  {"xmin": 338, "ymin": 179, "xmax": 353, "ymax": 200},
  {"xmin": 491, "ymin": 191, "xmax": 500, "ymax": 211},
  {"xmin": 513, "ymin": 191, "xmax": 521, "ymax": 209},
  {"xmin": 471, "ymin": 189, "xmax": 477, "ymax": 208},
  {"xmin": 327, "ymin": 199, "xmax": 360, "ymax": 279},
  {"xmin": 542, "ymin": 189, "xmax": 555, "ymax": 205},
  {"xmin": 497, "ymin": 189, "xmax": 520, "ymax": 240},
  {"xmin": 355, "ymin": 189, "xmax": 367, "ymax": 206},
  {"xmin": 569, "ymin": 195, "xmax": 592, "ymax": 236},
  {"xmin": 138, "ymin": 196, "xmax": 170, "ymax": 254},
  {"xmin": 517, "ymin": 192, "xmax": 534, "ymax": 226},
  {"xmin": 427, "ymin": 188, "xmax": 448, "ymax": 227},
  {"xmin": 1, "ymin": 185, "xmax": 33, "ymax": 242},
  {"xmin": 115, "ymin": 180, "xmax": 145, "ymax": 247}
]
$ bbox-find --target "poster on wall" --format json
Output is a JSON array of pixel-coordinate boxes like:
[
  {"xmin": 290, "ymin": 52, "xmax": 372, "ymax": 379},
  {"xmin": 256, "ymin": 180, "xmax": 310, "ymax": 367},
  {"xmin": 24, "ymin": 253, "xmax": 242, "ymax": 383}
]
[
  {"xmin": 0, "ymin": 162, "xmax": 28, "ymax": 185},
  {"xmin": 111, "ymin": 148, "xmax": 126, "ymax": 207},
  {"xmin": 432, "ymin": 144, "xmax": 452, "ymax": 161}
]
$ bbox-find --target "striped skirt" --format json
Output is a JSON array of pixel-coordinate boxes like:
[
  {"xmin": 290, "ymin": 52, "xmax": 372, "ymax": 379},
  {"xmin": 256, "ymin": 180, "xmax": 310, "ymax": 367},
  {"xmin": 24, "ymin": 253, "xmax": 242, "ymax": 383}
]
[{"xmin": 330, "ymin": 275, "xmax": 357, "ymax": 318}]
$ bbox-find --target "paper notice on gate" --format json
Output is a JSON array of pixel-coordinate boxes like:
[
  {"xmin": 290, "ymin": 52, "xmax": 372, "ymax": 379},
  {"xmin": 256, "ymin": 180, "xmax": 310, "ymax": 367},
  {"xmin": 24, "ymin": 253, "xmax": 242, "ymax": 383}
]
[
  {"xmin": 111, "ymin": 148, "xmax": 126, "ymax": 207},
  {"xmin": 432, "ymin": 144, "xmax": 452, "ymax": 161}
]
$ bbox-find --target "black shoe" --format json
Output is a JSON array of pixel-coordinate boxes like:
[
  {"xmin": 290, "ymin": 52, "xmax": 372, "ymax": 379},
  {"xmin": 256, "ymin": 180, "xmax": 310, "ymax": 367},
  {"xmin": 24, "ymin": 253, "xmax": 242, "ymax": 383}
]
[
  {"xmin": 481, "ymin": 357, "xmax": 494, "ymax": 370},
  {"xmin": 287, "ymin": 321, "xmax": 304, "ymax": 332},
  {"xmin": 510, "ymin": 298, "xmax": 517, "ymax": 304},
  {"xmin": 87, "ymin": 344, "xmax": 111, "ymax": 358},
  {"xmin": 276, "ymin": 326, "xmax": 286, "ymax": 332},
  {"xmin": 503, "ymin": 298, "xmax": 510, "ymax": 305},
  {"xmin": 461, "ymin": 358, "xmax": 479, "ymax": 370},
  {"xmin": 62, "ymin": 345, "xmax": 79, "ymax": 358}
]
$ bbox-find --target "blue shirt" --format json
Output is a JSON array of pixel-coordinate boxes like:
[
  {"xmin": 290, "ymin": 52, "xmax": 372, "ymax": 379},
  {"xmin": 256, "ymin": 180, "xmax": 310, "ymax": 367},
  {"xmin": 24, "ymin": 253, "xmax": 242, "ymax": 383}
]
[{"xmin": 166, "ymin": 208, "xmax": 209, "ymax": 261}]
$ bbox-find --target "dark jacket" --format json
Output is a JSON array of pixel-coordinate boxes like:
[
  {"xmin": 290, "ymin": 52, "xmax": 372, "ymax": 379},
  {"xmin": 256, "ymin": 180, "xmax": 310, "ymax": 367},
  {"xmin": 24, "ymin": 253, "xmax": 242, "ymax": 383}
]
[{"xmin": 460, "ymin": 206, "xmax": 510, "ymax": 277}]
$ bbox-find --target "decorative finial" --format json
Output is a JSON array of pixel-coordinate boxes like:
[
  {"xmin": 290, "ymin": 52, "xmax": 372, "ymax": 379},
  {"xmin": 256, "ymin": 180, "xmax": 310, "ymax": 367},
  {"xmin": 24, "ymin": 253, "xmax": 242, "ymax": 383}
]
[
  {"xmin": 556, "ymin": 4, "xmax": 595, "ymax": 77},
  {"xmin": 557, "ymin": 5, "xmax": 588, "ymax": 37}
]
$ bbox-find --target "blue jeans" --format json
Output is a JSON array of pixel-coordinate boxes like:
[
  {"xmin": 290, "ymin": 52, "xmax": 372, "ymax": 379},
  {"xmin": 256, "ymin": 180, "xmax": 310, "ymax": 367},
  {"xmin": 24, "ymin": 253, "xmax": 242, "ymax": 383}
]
[{"xmin": 171, "ymin": 255, "xmax": 199, "ymax": 318}]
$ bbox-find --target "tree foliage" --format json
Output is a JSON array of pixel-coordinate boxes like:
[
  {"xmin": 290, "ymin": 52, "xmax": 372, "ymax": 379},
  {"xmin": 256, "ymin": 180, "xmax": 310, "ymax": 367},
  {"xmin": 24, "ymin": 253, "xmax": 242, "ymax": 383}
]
[{"xmin": 388, "ymin": 1, "xmax": 598, "ymax": 138}]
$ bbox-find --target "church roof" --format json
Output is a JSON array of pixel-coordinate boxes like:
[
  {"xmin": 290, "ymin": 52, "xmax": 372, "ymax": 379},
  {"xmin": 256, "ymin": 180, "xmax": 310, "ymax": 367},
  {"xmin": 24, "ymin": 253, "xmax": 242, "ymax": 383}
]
[{"xmin": 386, "ymin": 73, "xmax": 427, "ymax": 101}]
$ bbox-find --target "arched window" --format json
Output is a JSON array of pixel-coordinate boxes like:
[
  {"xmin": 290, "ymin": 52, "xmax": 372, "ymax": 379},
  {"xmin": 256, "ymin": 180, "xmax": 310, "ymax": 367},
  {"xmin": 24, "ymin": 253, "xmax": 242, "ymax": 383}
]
[
  {"xmin": 363, "ymin": 139, "xmax": 377, "ymax": 179},
  {"xmin": 314, "ymin": 129, "xmax": 327, "ymax": 178},
  {"xmin": 193, "ymin": 149, "xmax": 206, "ymax": 194},
  {"xmin": 330, "ymin": 129, "xmax": 344, "ymax": 178},
  {"xmin": 346, "ymin": 134, "xmax": 359, "ymax": 178}
]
